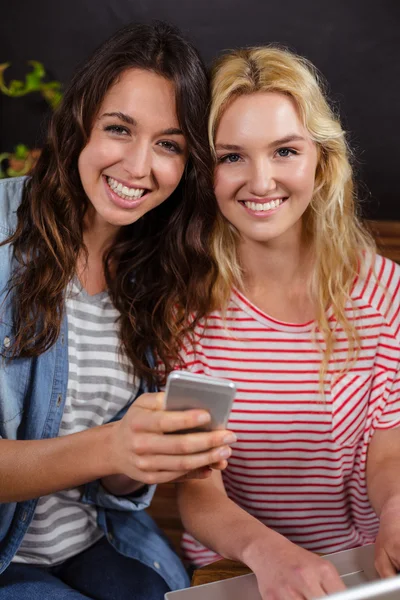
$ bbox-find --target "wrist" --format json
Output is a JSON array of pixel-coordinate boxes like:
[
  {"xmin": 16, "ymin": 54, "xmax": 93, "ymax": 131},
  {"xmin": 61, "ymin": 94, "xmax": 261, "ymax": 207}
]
[
  {"xmin": 239, "ymin": 524, "xmax": 278, "ymax": 571},
  {"xmin": 95, "ymin": 421, "xmax": 120, "ymax": 477}
]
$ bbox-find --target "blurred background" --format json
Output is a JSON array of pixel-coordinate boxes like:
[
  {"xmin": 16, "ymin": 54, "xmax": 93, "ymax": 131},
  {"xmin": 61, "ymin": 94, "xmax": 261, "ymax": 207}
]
[{"xmin": 1, "ymin": 0, "xmax": 399, "ymax": 219}]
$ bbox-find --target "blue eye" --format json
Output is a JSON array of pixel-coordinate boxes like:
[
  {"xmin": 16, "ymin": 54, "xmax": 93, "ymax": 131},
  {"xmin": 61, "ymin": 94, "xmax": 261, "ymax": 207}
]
[
  {"xmin": 104, "ymin": 124, "xmax": 129, "ymax": 135},
  {"xmin": 218, "ymin": 153, "xmax": 241, "ymax": 164},
  {"xmin": 276, "ymin": 147, "xmax": 297, "ymax": 157}
]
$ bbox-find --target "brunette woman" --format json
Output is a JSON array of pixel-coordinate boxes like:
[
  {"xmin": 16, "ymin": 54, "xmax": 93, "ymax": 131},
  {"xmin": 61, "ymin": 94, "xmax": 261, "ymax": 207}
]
[{"xmin": 0, "ymin": 22, "xmax": 235, "ymax": 599}]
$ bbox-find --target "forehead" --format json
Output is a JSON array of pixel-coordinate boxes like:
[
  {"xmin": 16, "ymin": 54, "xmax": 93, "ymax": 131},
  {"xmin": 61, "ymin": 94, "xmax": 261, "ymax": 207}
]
[
  {"xmin": 216, "ymin": 91, "xmax": 308, "ymax": 142},
  {"xmin": 99, "ymin": 68, "xmax": 179, "ymax": 128}
]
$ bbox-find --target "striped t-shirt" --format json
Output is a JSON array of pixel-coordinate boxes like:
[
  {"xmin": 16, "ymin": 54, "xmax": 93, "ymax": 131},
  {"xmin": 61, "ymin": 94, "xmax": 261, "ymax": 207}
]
[
  {"xmin": 13, "ymin": 280, "xmax": 138, "ymax": 565},
  {"xmin": 179, "ymin": 254, "xmax": 400, "ymax": 566}
]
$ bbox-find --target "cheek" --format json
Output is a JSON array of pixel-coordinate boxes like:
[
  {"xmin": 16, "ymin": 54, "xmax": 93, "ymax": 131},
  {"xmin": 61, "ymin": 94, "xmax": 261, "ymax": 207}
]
[
  {"xmin": 214, "ymin": 167, "xmax": 239, "ymax": 201},
  {"xmin": 79, "ymin": 138, "xmax": 122, "ymax": 175},
  {"xmin": 287, "ymin": 162, "xmax": 317, "ymax": 196},
  {"xmin": 158, "ymin": 158, "xmax": 186, "ymax": 191}
]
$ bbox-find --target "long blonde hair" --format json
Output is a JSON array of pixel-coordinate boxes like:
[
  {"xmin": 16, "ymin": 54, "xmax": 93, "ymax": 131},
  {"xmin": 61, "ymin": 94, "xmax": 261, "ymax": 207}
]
[{"xmin": 208, "ymin": 46, "xmax": 376, "ymax": 386}]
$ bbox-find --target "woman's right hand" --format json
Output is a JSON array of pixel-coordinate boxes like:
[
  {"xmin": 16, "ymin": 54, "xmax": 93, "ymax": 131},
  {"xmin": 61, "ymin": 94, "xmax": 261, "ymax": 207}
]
[
  {"xmin": 107, "ymin": 392, "xmax": 236, "ymax": 485},
  {"xmin": 247, "ymin": 531, "xmax": 346, "ymax": 600}
]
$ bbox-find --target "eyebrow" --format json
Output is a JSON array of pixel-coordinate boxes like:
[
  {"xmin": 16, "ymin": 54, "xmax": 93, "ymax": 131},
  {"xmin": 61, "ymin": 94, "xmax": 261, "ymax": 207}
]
[
  {"xmin": 101, "ymin": 112, "xmax": 184, "ymax": 136},
  {"xmin": 273, "ymin": 135, "xmax": 306, "ymax": 146},
  {"xmin": 101, "ymin": 112, "xmax": 136, "ymax": 125},
  {"xmin": 215, "ymin": 134, "xmax": 306, "ymax": 151}
]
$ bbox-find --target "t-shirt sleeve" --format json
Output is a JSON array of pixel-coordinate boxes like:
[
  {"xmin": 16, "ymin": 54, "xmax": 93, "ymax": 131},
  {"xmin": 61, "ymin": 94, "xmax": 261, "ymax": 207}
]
[{"xmin": 363, "ymin": 256, "xmax": 400, "ymax": 432}]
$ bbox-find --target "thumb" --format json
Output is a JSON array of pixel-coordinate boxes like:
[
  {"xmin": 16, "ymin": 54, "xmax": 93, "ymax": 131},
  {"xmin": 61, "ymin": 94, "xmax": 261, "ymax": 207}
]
[{"xmin": 134, "ymin": 391, "xmax": 165, "ymax": 411}]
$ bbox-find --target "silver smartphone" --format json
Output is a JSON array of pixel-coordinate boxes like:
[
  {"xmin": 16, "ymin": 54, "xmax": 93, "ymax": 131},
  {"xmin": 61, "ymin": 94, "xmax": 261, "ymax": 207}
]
[{"xmin": 163, "ymin": 371, "xmax": 237, "ymax": 431}]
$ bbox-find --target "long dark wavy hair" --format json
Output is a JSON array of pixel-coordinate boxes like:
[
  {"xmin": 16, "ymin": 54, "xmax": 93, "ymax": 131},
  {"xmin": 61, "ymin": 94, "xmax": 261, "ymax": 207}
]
[{"xmin": 2, "ymin": 21, "xmax": 218, "ymax": 384}]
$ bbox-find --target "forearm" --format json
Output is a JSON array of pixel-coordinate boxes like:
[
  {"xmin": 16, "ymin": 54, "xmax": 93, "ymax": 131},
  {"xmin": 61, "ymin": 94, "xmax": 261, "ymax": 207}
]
[
  {"xmin": 0, "ymin": 422, "xmax": 117, "ymax": 502},
  {"xmin": 367, "ymin": 456, "xmax": 400, "ymax": 517},
  {"xmin": 177, "ymin": 474, "xmax": 275, "ymax": 569}
]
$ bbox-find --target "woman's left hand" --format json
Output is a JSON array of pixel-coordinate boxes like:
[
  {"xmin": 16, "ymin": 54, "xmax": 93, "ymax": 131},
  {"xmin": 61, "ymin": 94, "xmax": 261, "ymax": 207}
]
[{"xmin": 374, "ymin": 499, "xmax": 400, "ymax": 577}]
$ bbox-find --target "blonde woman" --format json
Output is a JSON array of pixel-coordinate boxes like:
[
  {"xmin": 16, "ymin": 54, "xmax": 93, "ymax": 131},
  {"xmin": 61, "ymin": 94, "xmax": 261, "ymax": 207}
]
[{"xmin": 175, "ymin": 47, "xmax": 400, "ymax": 599}]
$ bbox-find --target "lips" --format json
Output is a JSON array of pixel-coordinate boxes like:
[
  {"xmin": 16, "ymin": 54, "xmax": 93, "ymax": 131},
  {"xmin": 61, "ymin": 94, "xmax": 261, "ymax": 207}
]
[
  {"xmin": 106, "ymin": 176, "xmax": 149, "ymax": 200},
  {"xmin": 238, "ymin": 197, "xmax": 288, "ymax": 215},
  {"xmin": 103, "ymin": 175, "xmax": 150, "ymax": 210},
  {"xmin": 242, "ymin": 198, "xmax": 284, "ymax": 212}
]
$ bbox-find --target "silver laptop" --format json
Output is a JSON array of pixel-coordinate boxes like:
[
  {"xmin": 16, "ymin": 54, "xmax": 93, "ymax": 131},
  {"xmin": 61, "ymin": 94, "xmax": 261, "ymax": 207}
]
[{"xmin": 165, "ymin": 544, "xmax": 400, "ymax": 599}]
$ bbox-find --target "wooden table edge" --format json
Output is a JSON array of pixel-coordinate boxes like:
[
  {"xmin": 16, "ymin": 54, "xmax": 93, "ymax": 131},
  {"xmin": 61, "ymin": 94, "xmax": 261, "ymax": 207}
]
[{"xmin": 191, "ymin": 558, "xmax": 252, "ymax": 587}]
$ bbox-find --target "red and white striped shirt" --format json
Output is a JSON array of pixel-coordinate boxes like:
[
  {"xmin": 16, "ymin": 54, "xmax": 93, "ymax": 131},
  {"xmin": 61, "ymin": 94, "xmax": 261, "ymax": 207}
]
[{"xmin": 179, "ymin": 254, "xmax": 400, "ymax": 566}]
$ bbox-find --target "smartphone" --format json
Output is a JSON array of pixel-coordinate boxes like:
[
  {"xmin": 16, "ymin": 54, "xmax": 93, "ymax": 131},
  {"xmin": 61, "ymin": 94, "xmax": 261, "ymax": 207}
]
[{"xmin": 163, "ymin": 371, "xmax": 237, "ymax": 431}]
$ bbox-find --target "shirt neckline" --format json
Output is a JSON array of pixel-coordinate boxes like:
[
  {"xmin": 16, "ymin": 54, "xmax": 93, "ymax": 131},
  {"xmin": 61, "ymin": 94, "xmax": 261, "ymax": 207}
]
[
  {"xmin": 231, "ymin": 287, "xmax": 316, "ymax": 333},
  {"xmin": 69, "ymin": 277, "xmax": 109, "ymax": 304}
]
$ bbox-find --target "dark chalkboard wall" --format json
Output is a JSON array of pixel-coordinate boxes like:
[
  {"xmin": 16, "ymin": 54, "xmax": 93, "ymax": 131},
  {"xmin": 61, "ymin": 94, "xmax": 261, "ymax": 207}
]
[{"xmin": 1, "ymin": 0, "xmax": 399, "ymax": 219}]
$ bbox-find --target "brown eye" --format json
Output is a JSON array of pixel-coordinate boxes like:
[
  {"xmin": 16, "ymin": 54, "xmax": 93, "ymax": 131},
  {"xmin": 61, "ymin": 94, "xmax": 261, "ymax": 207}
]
[
  {"xmin": 157, "ymin": 141, "xmax": 182, "ymax": 154},
  {"xmin": 104, "ymin": 125, "xmax": 129, "ymax": 135}
]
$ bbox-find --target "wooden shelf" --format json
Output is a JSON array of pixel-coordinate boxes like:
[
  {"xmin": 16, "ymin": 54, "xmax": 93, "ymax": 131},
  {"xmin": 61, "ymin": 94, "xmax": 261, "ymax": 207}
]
[{"xmin": 366, "ymin": 220, "xmax": 400, "ymax": 263}]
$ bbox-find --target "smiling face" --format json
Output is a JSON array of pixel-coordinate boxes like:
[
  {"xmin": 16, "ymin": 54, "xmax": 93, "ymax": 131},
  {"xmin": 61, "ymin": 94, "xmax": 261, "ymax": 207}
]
[
  {"xmin": 78, "ymin": 68, "xmax": 188, "ymax": 231},
  {"xmin": 214, "ymin": 91, "xmax": 318, "ymax": 245}
]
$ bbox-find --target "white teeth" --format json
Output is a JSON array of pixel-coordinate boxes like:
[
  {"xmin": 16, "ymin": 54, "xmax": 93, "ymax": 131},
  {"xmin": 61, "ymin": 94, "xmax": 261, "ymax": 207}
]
[
  {"xmin": 244, "ymin": 199, "xmax": 283, "ymax": 212},
  {"xmin": 106, "ymin": 177, "xmax": 146, "ymax": 200}
]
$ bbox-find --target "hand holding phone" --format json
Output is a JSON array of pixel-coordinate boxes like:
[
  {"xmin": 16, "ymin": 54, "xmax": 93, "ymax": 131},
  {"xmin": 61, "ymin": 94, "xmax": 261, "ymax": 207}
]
[
  {"xmin": 109, "ymin": 390, "xmax": 236, "ymax": 486},
  {"xmin": 164, "ymin": 371, "xmax": 236, "ymax": 431}
]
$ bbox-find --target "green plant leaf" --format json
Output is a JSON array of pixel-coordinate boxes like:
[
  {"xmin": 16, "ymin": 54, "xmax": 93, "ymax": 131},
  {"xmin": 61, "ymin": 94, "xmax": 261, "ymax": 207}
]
[
  {"xmin": 0, "ymin": 60, "xmax": 63, "ymax": 107},
  {"xmin": 14, "ymin": 144, "xmax": 30, "ymax": 159}
]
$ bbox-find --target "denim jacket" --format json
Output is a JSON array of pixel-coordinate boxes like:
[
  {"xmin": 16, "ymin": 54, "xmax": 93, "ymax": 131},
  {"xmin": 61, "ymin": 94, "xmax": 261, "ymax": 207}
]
[{"xmin": 0, "ymin": 177, "xmax": 190, "ymax": 590}]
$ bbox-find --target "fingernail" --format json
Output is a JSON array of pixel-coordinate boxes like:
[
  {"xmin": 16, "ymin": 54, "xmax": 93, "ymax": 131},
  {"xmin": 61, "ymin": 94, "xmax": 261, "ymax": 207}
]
[
  {"xmin": 219, "ymin": 447, "xmax": 231, "ymax": 459},
  {"xmin": 197, "ymin": 412, "xmax": 210, "ymax": 424},
  {"xmin": 223, "ymin": 433, "xmax": 237, "ymax": 444}
]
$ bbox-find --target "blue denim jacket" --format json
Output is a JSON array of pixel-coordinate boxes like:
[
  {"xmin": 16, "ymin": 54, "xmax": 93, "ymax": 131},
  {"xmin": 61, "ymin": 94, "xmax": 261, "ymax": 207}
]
[{"xmin": 0, "ymin": 177, "xmax": 190, "ymax": 590}]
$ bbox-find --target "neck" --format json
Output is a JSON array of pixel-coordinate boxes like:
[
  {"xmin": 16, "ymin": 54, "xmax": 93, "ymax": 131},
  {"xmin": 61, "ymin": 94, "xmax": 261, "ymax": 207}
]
[
  {"xmin": 82, "ymin": 208, "xmax": 120, "ymax": 259},
  {"xmin": 239, "ymin": 223, "xmax": 313, "ymax": 292},
  {"xmin": 76, "ymin": 209, "xmax": 120, "ymax": 296}
]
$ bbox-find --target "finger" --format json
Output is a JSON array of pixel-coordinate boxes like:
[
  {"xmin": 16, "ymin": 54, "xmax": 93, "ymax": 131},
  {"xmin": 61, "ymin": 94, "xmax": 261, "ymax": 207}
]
[
  {"xmin": 133, "ymin": 445, "xmax": 232, "ymax": 473},
  {"xmin": 136, "ymin": 469, "xmax": 189, "ymax": 485},
  {"xmin": 302, "ymin": 582, "xmax": 326, "ymax": 599},
  {"xmin": 133, "ymin": 393, "xmax": 215, "ymax": 433},
  {"xmin": 132, "ymin": 406, "xmax": 213, "ymax": 434},
  {"xmin": 275, "ymin": 584, "xmax": 303, "ymax": 600},
  {"xmin": 320, "ymin": 561, "xmax": 347, "ymax": 595},
  {"xmin": 375, "ymin": 548, "xmax": 398, "ymax": 578},
  {"xmin": 209, "ymin": 460, "xmax": 228, "ymax": 470},
  {"xmin": 175, "ymin": 467, "xmax": 213, "ymax": 482},
  {"xmin": 131, "ymin": 430, "xmax": 236, "ymax": 455},
  {"xmin": 285, "ymin": 571, "xmax": 325, "ymax": 600},
  {"xmin": 135, "ymin": 468, "xmax": 214, "ymax": 485}
]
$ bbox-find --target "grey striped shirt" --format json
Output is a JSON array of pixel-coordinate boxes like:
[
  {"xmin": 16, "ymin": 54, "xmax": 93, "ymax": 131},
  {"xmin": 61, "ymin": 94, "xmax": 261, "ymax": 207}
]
[{"xmin": 13, "ymin": 280, "xmax": 138, "ymax": 565}]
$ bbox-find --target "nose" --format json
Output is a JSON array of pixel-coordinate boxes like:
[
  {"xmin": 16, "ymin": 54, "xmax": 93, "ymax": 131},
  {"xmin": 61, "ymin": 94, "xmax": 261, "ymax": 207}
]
[
  {"xmin": 248, "ymin": 157, "xmax": 277, "ymax": 197},
  {"xmin": 123, "ymin": 140, "xmax": 151, "ymax": 180}
]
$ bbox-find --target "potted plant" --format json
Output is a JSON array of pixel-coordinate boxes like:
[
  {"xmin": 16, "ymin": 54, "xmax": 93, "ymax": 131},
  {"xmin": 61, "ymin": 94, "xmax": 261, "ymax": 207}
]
[{"xmin": 0, "ymin": 60, "xmax": 62, "ymax": 178}]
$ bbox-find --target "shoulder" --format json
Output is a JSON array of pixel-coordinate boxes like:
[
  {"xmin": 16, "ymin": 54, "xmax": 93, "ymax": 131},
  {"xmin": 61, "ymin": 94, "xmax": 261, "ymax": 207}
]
[
  {"xmin": 0, "ymin": 176, "xmax": 28, "ymax": 240},
  {"xmin": 353, "ymin": 252, "xmax": 400, "ymax": 340}
]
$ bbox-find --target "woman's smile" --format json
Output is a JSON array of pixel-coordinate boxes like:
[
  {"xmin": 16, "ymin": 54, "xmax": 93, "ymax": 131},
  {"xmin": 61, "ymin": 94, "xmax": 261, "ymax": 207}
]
[
  {"xmin": 78, "ymin": 68, "xmax": 187, "ymax": 230},
  {"xmin": 214, "ymin": 91, "xmax": 318, "ymax": 245}
]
